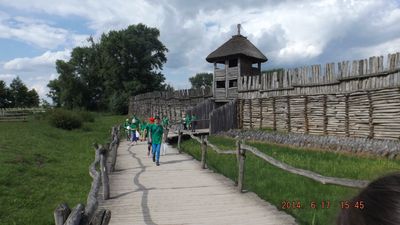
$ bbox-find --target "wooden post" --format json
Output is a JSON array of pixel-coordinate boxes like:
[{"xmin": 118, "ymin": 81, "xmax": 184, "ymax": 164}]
[
  {"xmin": 259, "ymin": 98, "xmax": 263, "ymax": 128},
  {"xmin": 64, "ymin": 203, "xmax": 84, "ymax": 225},
  {"xmin": 323, "ymin": 95, "xmax": 328, "ymax": 135},
  {"xmin": 90, "ymin": 209, "xmax": 112, "ymax": 225},
  {"xmin": 249, "ymin": 99, "xmax": 253, "ymax": 129},
  {"xmin": 272, "ymin": 97, "xmax": 277, "ymax": 131},
  {"xmin": 54, "ymin": 203, "xmax": 71, "ymax": 225},
  {"xmin": 287, "ymin": 96, "xmax": 291, "ymax": 132},
  {"xmin": 100, "ymin": 148, "xmax": 110, "ymax": 200},
  {"xmin": 177, "ymin": 128, "xmax": 182, "ymax": 153},
  {"xmin": 304, "ymin": 96, "xmax": 309, "ymax": 134},
  {"xmin": 367, "ymin": 91, "xmax": 374, "ymax": 138},
  {"xmin": 345, "ymin": 94, "xmax": 350, "ymax": 137},
  {"xmin": 237, "ymin": 141, "xmax": 246, "ymax": 193},
  {"xmin": 201, "ymin": 135, "xmax": 207, "ymax": 169}
]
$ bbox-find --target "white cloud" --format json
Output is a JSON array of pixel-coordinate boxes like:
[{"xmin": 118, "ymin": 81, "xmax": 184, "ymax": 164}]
[
  {"xmin": 0, "ymin": 0, "xmax": 399, "ymax": 93},
  {"xmin": 3, "ymin": 49, "xmax": 71, "ymax": 71},
  {"xmin": 0, "ymin": 73, "xmax": 16, "ymax": 84}
]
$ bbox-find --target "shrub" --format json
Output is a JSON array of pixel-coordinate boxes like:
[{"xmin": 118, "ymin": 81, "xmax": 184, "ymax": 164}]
[
  {"xmin": 48, "ymin": 109, "xmax": 82, "ymax": 130},
  {"xmin": 76, "ymin": 111, "xmax": 95, "ymax": 122}
]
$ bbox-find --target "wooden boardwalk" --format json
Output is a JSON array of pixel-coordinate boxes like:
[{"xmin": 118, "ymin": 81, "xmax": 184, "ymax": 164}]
[{"xmin": 99, "ymin": 140, "xmax": 297, "ymax": 225}]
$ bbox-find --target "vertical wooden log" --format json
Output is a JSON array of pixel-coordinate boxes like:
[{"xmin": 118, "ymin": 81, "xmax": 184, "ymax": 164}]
[
  {"xmin": 272, "ymin": 97, "xmax": 277, "ymax": 131},
  {"xmin": 304, "ymin": 96, "xmax": 309, "ymax": 134},
  {"xmin": 323, "ymin": 95, "xmax": 328, "ymax": 135},
  {"xmin": 249, "ymin": 99, "xmax": 253, "ymax": 129},
  {"xmin": 90, "ymin": 209, "xmax": 112, "ymax": 225},
  {"xmin": 259, "ymin": 98, "xmax": 263, "ymax": 128},
  {"xmin": 54, "ymin": 203, "xmax": 71, "ymax": 225},
  {"xmin": 100, "ymin": 148, "xmax": 110, "ymax": 200},
  {"xmin": 368, "ymin": 91, "xmax": 374, "ymax": 139},
  {"xmin": 177, "ymin": 128, "xmax": 182, "ymax": 153},
  {"xmin": 287, "ymin": 96, "xmax": 291, "ymax": 132},
  {"xmin": 238, "ymin": 143, "xmax": 246, "ymax": 193},
  {"xmin": 200, "ymin": 136, "xmax": 207, "ymax": 169},
  {"xmin": 345, "ymin": 94, "xmax": 350, "ymax": 137},
  {"xmin": 240, "ymin": 99, "xmax": 244, "ymax": 129},
  {"xmin": 237, "ymin": 99, "xmax": 241, "ymax": 129},
  {"xmin": 64, "ymin": 203, "xmax": 84, "ymax": 225}
]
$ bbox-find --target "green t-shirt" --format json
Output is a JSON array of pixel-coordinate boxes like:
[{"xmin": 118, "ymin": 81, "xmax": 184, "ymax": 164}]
[
  {"xmin": 131, "ymin": 117, "xmax": 140, "ymax": 129},
  {"xmin": 140, "ymin": 122, "xmax": 147, "ymax": 131},
  {"xmin": 123, "ymin": 121, "xmax": 130, "ymax": 129},
  {"xmin": 185, "ymin": 116, "xmax": 191, "ymax": 125},
  {"xmin": 162, "ymin": 117, "xmax": 169, "ymax": 126},
  {"xmin": 191, "ymin": 115, "xmax": 197, "ymax": 122},
  {"xmin": 150, "ymin": 124, "xmax": 164, "ymax": 144}
]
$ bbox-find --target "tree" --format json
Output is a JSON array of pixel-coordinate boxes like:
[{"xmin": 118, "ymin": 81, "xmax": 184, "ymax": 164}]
[
  {"xmin": 47, "ymin": 23, "xmax": 168, "ymax": 113},
  {"xmin": 0, "ymin": 80, "xmax": 11, "ymax": 108},
  {"xmin": 26, "ymin": 89, "xmax": 39, "ymax": 107},
  {"xmin": 2, "ymin": 77, "xmax": 40, "ymax": 108},
  {"xmin": 189, "ymin": 73, "xmax": 213, "ymax": 89},
  {"xmin": 9, "ymin": 77, "xmax": 29, "ymax": 107}
]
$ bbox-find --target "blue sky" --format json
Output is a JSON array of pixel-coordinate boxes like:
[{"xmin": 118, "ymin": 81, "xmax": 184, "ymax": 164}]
[{"xmin": 0, "ymin": 0, "xmax": 400, "ymax": 101}]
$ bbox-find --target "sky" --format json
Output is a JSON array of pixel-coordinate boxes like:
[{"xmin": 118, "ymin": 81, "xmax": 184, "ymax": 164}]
[{"xmin": 0, "ymin": 0, "xmax": 399, "ymax": 101}]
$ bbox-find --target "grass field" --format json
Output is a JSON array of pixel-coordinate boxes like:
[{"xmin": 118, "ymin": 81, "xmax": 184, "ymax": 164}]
[
  {"xmin": 0, "ymin": 114, "xmax": 124, "ymax": 225},
  {"xmin": 180, "ymin": 135, "xmax": 400, "ymax": 225}
]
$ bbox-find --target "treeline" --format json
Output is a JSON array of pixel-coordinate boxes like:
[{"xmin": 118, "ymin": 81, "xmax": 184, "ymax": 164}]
[
  {"xmin": 0, "ymin": 77, "xmax": 39, "ymax": 108},
  {"xmin": 47, "ymin": 24, "xmax": 169, "ymax": 114}
]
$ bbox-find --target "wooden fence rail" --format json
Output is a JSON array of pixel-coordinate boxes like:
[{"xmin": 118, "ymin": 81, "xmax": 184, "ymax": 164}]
[
  {"xmin": 182, "ymin": 131, "xmax": 369, "ymax": 192},
  {"xmin": 53, "ymin": 125, "xmax": 120, "ymax": 225}
]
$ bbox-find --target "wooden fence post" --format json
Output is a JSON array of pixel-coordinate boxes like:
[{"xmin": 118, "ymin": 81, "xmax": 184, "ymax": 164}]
[
  {"xmin": 177, "ymin": 128, "xmax": 182, "ymax": 153},
  {"xmin": 100, "ymin": 147, "xmax": 110, "ymax": 200},
  {"xmin": 90, "ymin": 209, "xmax": 112, "ymax": 225},
  {"xmin": 64, "ymin": 203, "xmax": 84, "ymax": 225},
  {"xmin": 54, "ymin": 203, "xmax": 71, "ymax": 225},
  {"xmin": 201, "ymin": 135, "xmax": 207, "ymax": 169},
  {"xmin": 237, "ymin": 141, "xmax": 246, "ymax": 193}
]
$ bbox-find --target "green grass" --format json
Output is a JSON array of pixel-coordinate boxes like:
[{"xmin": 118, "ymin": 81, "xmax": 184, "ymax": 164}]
[
  {"xmin": 0, "ymin": 114, "xmax": 124, "ymax": 225},
  {"xmin": 180, "ymin": 135, "xmax": 400, "ymax": 225}
]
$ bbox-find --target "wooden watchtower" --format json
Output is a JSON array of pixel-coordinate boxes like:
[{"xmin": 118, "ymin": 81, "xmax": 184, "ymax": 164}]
[{"xmin": 206, "ymin": 24, "xmax": 268, "ymax": 102}]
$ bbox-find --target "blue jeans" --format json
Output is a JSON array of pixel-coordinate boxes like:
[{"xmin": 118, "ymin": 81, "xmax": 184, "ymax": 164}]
[
  {"xmin": 131, "ymin": 130, "xmax": 137, "ymax": 142},
  {"xmin": 152, "ymin": 143, "xmax": 161, "ymax": 162}
]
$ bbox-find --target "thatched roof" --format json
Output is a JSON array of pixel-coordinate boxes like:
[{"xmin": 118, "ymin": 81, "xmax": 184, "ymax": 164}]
[{"xmin": 206, "ymin": 34, "xmax": 267, "ymax": 63}]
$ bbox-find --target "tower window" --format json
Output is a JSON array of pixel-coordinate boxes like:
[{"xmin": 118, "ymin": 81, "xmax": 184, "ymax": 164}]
[
  {"xmin": 229, "ymin": 59, "xmax": 238, "ymax": 67},
  {"xmin": 229, "ymin": 79, "xmax": 238, "ymax": 88},
  {"xmin": 216, "ymin": 81, "xmax": 225, "ymax": 88}
]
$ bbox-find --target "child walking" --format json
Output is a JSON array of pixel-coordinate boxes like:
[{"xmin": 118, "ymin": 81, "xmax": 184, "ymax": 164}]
[{"xmin": 149, "ymin": 116, "xmax": 163, "ymax": 166}]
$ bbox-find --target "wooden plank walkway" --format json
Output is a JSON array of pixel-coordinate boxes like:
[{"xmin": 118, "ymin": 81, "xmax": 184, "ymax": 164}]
[{"xmin": 99, "ymin": 140, "xmax": 297, "ymax": 225}]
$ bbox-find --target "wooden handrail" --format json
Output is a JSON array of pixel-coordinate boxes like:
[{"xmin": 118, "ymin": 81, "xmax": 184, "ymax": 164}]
[
  {"xmin": 182, "ymin": 131, "xmax": 370, "ymax": 189},
  {"xmin": 53, "ymin": 125, "xmax": 119, "ymax": 225},
  {"xmin": 241, "ymin": 144, "xmax": 369, "ymax": 188}
]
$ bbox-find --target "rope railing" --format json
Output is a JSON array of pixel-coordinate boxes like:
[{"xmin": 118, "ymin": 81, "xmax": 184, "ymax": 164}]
[{"xmin": 177, "ymin": 130, "xmax": 370, "ymax": 192}]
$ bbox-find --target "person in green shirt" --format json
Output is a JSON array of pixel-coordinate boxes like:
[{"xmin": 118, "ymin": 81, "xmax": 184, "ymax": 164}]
[
  {"xmin": 123, "ymin": 119, "xmax": 131, "ymax": 141},
  {"xmin": 162, "ymin": 116, "xmax": 169, "ymax": 129},
  {"xmin": 149, "ymin": 116, "xmax": 163, "ymax": 166},
  {"xmin": 140, "ymin": 121, "xmax": 147, "ymax": 141},
  {"xmin": 145, "ymin": 117, "xmax": 155, "ymax": 157},
  {"xmin": 191, "ymin": 114, "xmax": 197, "ymax": 132},
  {"xmin": 185, "ymin": 115, "xmax": 191, "ymax": 130}
]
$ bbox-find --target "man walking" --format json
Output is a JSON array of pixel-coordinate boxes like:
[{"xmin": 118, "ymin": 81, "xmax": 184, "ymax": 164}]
[{"xmin": 149, "ymin": 116, "xmax": 163, "ymax": 166}]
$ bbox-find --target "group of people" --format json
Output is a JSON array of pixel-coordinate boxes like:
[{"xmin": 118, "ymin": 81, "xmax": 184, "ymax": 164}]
[
  {"xmin": 123, "ymin": 114, "xmax": 169, "ymax": 166},
  {"xmin": 182, "ymin": 114, "xmax": 197, "ymax": 132}
]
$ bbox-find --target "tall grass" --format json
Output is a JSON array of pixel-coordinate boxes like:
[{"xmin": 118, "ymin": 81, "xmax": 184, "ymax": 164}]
[
  {"xmin": 0, "ymin": 114, "xmax": 124, "ymax": 225},
  {"xmin": 180, "ymin": 135, "xmax": 400, "ymax": 225}
]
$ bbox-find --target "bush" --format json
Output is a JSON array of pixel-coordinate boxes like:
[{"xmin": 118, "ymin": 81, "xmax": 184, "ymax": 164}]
[
  {"xmin": 48, "ymin": 109, "xmax": 83, "ymax": 130},
  {"xmin": 76, "ymin": 111, "xmax": 95, "ymax": 122}
]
